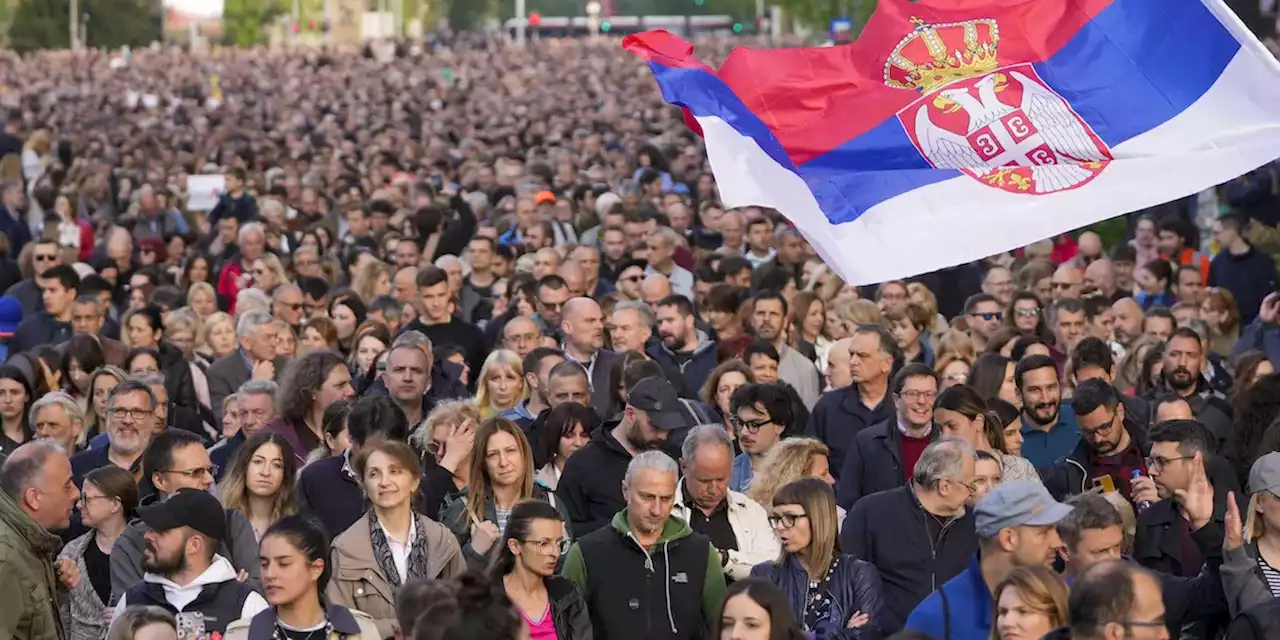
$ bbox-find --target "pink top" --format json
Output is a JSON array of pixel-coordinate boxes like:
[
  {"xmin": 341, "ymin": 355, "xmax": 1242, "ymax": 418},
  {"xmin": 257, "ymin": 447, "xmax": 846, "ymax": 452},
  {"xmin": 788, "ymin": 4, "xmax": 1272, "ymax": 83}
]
[{"xmin": 523, "ymin": 601, "xmax": 558, "ymax": 640}]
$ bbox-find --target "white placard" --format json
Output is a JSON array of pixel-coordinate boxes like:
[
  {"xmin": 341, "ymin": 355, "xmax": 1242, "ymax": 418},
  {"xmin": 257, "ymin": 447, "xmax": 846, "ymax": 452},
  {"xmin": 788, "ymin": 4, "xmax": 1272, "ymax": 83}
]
[{"xmin": 187, "ymin": 174, "xmax": 226, "ymax": 212}]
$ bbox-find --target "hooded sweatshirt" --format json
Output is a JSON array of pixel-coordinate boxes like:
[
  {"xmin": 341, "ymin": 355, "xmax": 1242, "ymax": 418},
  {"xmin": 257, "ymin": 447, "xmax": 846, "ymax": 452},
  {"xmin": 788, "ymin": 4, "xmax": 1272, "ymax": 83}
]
[
  {"xmin": 114, "ymin": 554, "xmax": 268, "ymax": 636},
  {"xmin": 647, "ymin": 330, "xmax": 718, "ymax": 399},
  {"xmin": 556, "ymin": 422, "xmax": 635, "ymax": 536},
  {"xmin": 562, "ymin": 510, "xmax": 726, "ymax": 640}
]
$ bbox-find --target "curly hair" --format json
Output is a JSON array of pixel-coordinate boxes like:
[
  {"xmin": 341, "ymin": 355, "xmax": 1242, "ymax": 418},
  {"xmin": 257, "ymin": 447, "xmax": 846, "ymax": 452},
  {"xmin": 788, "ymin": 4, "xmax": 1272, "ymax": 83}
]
[
  {"xmin": 746, "ymin": 437, "xmax": 831, "ymax": 509},
  {"xmin": 1229, "ymin": 373, "xmax": 1280, "ymax": 481},
  {"xmin": 276, "ymin": 350, "xmax": 348, "ymax": 423}
]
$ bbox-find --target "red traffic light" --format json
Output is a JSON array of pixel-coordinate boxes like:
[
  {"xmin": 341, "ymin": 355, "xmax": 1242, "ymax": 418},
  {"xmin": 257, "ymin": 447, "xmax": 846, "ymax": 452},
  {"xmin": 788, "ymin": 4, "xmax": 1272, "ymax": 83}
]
[
  {"xmin": 528, "ymin": 12, "xmax": 542, "ymax": 27},
  {"xmin": 308, "ymin": 19, "xmax": 317, "ymax": 30},
  {"xmin": 291, "ymin": 22, "xmax": 300, "ymax": 33}
]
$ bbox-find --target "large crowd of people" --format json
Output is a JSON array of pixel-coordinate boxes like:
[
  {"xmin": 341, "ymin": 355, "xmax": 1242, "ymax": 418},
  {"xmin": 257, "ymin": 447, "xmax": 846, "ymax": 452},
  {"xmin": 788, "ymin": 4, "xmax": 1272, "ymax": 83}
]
[{"xmin": 3, "ymin": 31, "xmax": 1280, "ymax": 640}]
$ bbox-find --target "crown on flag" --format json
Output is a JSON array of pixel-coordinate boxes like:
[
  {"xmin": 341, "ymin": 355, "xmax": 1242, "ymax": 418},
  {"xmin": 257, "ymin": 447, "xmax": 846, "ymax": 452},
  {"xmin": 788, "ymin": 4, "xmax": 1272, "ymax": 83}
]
[{"xmin": 884, "ymin": 17, "xmax": 1001, "ymax": 93}]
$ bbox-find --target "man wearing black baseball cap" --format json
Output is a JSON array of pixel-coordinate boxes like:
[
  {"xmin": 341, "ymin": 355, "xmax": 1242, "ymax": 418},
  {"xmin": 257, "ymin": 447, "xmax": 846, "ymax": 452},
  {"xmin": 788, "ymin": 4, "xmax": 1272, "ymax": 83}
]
[
  {"xmin": 112, "ymin": 489, "xmax": 268, "ymax": 637},
  {"xmin": 558, "ymin": 376, "xmax": 694, "ymax": 536}
]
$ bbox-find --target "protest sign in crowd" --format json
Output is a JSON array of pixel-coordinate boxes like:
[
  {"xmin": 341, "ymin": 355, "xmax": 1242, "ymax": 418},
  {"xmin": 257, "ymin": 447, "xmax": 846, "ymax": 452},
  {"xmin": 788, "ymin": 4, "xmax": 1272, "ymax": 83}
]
[{"xmin": 6, "ymin": 18, "xmax": 1280, "ymax": 640}]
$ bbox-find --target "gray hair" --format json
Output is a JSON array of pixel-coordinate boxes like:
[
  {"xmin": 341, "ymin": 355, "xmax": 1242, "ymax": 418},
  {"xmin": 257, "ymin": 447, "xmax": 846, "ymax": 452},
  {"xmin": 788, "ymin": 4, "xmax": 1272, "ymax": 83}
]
[
  {"xmin": 107, "ymin": 379, "xmax": 158, "ymax": 412},
  {"xmin": 653, "ymin": 226, "xmax": 681, "ymax": 249},
  {"xmin": 73, "ymin": 295, "xmax": 104, "ymax": 315},
  {"xmin": 28, "ymin": 391, "xmax": 84, "ymax": 427},
  {"xmin": 624, "ymin": 450, "xmax": 678, "ymax": 486},
  {"xmin": 236, "ymin": 310, "xmax": 274, "ymax": 339},
  {"xmin": 237, "ymin": 221, "xmax": 266, "ymax": 244},
  {"xmin": 235, "ymin": 288, "xmax": 272, "ymax": 316},
  {"xmin": 393, "ymin": 329, "xmax": 433, "ymax": 353},
  {"xmin": 911, "ymin": 436, "xmax": 977, "ymax": 490},
  {"xmin": 106, "ymin": 605, "xmax": 177, "ymax": 640},
  {"xmin": 1183, "ymin": 318, "xmax": 1210, "ymax": 346},
  {"xmin": 131, "ymin": 374, "xmax": 168, "ymax": 397},
  {"xmin": 681, "ymin": 424, "xmax": 734, "ymax": 462},
  {"xmin": 0, "ymin": 441, "xmax": 67, "ymax": 500},
  {"xmin": 272, "ymin": 283, "xmax": 301, "ymax": 302},
  {"xmin": 237, "ymin": 379, "xmax": 279, "ymax": 397},
  {"xmin": 613, "ymin": 300, "xmax": 657, "ymax": 328}
]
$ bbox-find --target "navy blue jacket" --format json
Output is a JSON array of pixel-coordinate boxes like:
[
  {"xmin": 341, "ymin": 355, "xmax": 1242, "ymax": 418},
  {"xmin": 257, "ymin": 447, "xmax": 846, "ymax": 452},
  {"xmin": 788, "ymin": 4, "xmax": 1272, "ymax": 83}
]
[
  {"xmin": 836, "ymin": 420, "xmax": 938, "ymax": 511},
  {"xmin": 1209, "ymin": 244, "xmax": 1276, "ymax": 325},
  {"xmin": 904, "ymin": 554, "xmax": 990, "ymax": 640},
  {"xmin": 841, "ymin": 485, "xmax": 978, "ymax": 633},
  {"xmin": 648, "ymin": 337, "xmax": 718, "ymax": 400},
  {"xmin": 751, "ymin": 553, "xmax": 886, "ymax": 639},
  {"xmin": 807, "ymin": 386, "xmax": 893, "ymax": 483}
]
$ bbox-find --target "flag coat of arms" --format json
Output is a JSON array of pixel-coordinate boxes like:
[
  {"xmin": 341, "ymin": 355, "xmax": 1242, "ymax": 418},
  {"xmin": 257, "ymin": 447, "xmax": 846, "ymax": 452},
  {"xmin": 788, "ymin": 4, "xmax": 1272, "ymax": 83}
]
[{"xmin": 624, "ymin": 0, "xmax": 1280, "ymax": 285}]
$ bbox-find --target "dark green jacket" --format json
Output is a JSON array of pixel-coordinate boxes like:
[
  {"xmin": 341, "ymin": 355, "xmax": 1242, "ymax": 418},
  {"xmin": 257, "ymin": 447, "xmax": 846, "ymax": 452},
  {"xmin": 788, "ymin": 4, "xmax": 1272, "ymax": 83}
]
[{"xmin": 0, "ymin": 489, "xmax": 65, "ymax": 640}]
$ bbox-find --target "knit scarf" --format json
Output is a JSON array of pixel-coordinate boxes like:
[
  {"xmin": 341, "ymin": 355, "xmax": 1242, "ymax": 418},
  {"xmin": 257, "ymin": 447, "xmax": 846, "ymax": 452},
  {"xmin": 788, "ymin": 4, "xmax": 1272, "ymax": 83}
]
[{"xmin": 366, "ymin": 510, "xmax": 431, "ymax": 588}]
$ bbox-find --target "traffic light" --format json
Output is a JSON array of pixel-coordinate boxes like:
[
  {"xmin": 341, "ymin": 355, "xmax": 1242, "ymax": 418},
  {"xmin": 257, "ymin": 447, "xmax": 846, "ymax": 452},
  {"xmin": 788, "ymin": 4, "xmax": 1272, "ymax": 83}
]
[
  {"xmin": 600, "ymin": 21, "xmax": 612, "ymax": 32},
  {"xmin": 732, "ymin": 22, "xmax": 744, "ymax": 33},
  {"xmin": 529, "ymin": 12, "xmax": 542, "ymax": 27}
]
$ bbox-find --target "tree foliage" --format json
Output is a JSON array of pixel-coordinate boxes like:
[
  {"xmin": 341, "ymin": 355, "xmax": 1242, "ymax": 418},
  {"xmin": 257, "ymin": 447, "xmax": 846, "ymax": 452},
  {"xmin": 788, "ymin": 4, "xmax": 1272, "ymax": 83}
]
[
  {"xmin": 8, "ymin": 0, "xmax": 162, "ymax": 53},
  {"xmin": 223, "ymin": 0, "xmax": 288, "ymax": 47},
  {"xmin": 772, "ymin": 0, "xmax": 875, "ymax": 31}
]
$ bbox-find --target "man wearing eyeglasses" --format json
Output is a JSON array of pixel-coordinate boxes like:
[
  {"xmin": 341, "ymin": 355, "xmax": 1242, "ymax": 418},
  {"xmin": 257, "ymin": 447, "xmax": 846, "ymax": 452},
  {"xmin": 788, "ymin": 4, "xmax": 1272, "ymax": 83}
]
[
  {"xmin": 1051, "ymin": 264, "xmax": 1085, "ymax": 303},
  {"xmin": 270, "ymin": 283, "xmax": 306, "ymax": 329},
  {"xmin": 836, "ymin": 363, "xmax": 940, "ymax": 510},
  {"xmin": 1043, "ymin": 379, "xmax": 1150, "ymax": 504},
  {"xmin": 981, "ymin": 265, "xmax": 1014, "ymax": 307},
  {"xmin": 3, "ymin": 237, "xmax": 59, "ymax": 316},
  {"xmin": 7, "ymin": 263, "xmax": 78, "ymax": 358},
  {"xmin": 963, "ymin": 293, "xmax": 1004, "ymax": 352},
  {"xmin": 1066, "ymin": 560, "xmax": 1171, "ymax": 640},
  {"xmin": 109, "ymin": 429, "xmax": 261, "ymax": 606},
  {"xmin": 1132, "ymin": 420, "xmax": 1244, "ymax": 582}
]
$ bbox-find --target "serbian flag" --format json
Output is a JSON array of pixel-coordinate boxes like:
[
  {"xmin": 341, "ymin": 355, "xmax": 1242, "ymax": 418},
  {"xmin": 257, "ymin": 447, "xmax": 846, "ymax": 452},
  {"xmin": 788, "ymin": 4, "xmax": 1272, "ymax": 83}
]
[{"xmin": 624, "ymin": 0, "xmax": 1280, "ymax": 284}]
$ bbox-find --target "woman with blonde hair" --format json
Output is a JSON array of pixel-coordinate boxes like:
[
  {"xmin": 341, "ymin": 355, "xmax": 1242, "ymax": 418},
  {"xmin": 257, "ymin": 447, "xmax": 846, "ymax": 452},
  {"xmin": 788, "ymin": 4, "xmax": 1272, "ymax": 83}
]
[
  {"xmin": 186, "ymin": 281, "xmax": 217, "ymax": 321},
  {"xmin": 162, "ymin": 310, "xmax": 210, "ymax": 410},
  {"xmin": 412, "ymin": 399, "xmax": 483, "ymax": 495},
  {"xmin": 907, "ymin": 282, "xmax": 951, "ymax": 338},
  {"xmin": 1223, "ymin": 451, "xmax": 1280, "ymax": 616},
  {"xmin": 200, "ymin": 311, "xmax": 238, "ymax": 360},
  {"xmin": 788, "ymin": 291, "xmax": 830, "ymax": 363},
  {"xmin": 352, "ymin": 260, "xmax": 393, "ymax": 304},
  {"xmin": 475, "ymin": 349, "xmax": 526, "ymax": 419},
  {"xmin": 991, "ymin": 565, "xmax": 1069, "ymax": 640},
  {"xmin": 936, "ymin": 352, "xmax": 975, "ymax": 391},
  {"xmin": 747, "ymin": 437, "xmax": 837, "ymax": 512},
  {"xmin": 1114, "ymin": 335, "xmax": 1159, "ymax": 394},
  {"xmin": 298, "ymin": 316, "xmax": 340, "ymax": 356},
  {"xmin": 439, "ymin": 418, "xmax": 567, "ymax": 568},
  {"xmin": 250, "ymin": 253, "xmax": 289, "ymax": 295},
  {"xmin": 751, "ymin": 477, "xmax": 883, "ymax": 637}
]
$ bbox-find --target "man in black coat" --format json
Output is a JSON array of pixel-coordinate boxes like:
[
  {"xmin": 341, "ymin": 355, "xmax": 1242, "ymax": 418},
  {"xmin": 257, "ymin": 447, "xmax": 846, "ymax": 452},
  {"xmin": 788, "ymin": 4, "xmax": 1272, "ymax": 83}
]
[
  {"xmin": 836, "ymin": 364, "xmax": 939, "ymax": 510},
  {"xmin": 7, "ymin": 264, "xmax": 79, "ymax": 359},
  {"xmin": 207, "ymin": 310, "xmax": 287, "ymax": 428},
  {"xmin": 808, "ymin": 326, "xmax": 899, "ymax": 481},
  {"xmin": 1042, "ymin": 378, "xmax": 1151, "ymax": 503}
]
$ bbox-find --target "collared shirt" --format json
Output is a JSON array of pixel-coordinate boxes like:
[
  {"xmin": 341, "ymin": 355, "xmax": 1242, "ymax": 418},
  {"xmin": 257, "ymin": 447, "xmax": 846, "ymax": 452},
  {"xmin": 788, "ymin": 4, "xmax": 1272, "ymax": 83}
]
[
  {"xmin": 562, "ymin": 345, "xmax": 599, "ymax": 390},
  {"xmin": 1020, "ymin": 404, "xmax": 1080, "ymax": 470},
  {"xmin": 645, "ymin": 263, "xmax": 695, "ymax": 300},
  {"xmin": 730, "ymin": 452, "xmax": 754, "ymax": 492},
  {"xmin": 680, "ymin": 482, "xmax": 738, "ymax": 553},
  {"xmin": 238, "ymin": 347, "xmax": 255, "ymax": 375},
  {"xmin": 378, "ymin": 519, "xmax": 418, "ymax": 584},
  {"xmin": 500, "ymin": 401, "xmax": 537, "ymax": 423}
]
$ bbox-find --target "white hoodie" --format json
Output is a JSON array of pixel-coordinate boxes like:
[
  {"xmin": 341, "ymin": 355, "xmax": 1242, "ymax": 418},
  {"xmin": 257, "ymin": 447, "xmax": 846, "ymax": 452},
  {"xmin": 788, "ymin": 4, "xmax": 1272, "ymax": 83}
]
[{"xmin": 114, "ymin": 554, "xmax": 269, "ymax": 624}]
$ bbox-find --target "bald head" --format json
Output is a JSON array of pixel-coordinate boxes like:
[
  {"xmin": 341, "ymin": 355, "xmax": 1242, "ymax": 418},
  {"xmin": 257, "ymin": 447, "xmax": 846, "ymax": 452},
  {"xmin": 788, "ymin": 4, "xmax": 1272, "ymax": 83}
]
[
  {"xmin": 562, "ymin": 297, "xmax": 605, "ymax": 356},
  {"xmin": 560, "ymin": 262, "xmax": 586, "ymax": 297},
  {"xmin": 826, "ymin": 336, "xmax": 855, "ymax": 390},
  {"xmin": 1084, "ymin": 258, "xmax": 1115, "ymax": 296},
  {"xmin": 1078, "ymin": 231, "xmax": 1103, "ymax": 260},
  {"xmin": 641, "ymin": 274, "xmax": 672, "ymax": 309},
  {"xmin": 0, "ymin": 441, "xmax": 77, "ymax": 529},
  {"xmin": 393, "ymin": 267, "xmax": 418, "ymax": 303},
  {"xmin": 1111, "ymin": 297, "xmax": 1144, "ymax": 347},
  {"xmin": 1052, "ymin": 264, "xmax": 1083, "ymax": 301}
]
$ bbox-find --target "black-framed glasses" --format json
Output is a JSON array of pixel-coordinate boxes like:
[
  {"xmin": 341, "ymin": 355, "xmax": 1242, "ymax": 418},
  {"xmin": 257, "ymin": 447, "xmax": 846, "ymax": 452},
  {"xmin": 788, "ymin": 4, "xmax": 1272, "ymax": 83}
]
[
  {"xmin": 109, "ymin": 408, "xmax": 152, "ymax": 422},
  {"xmin": 768, "ymin": 513, "xmax": 808, "ymax": 529},
  {"xmin": 76, "ymin": 495, "xmax": 115, "ymax": 508},
  {"xmin": 730, "ymin": 415, "xmax": 772, "ymax": 434},
  {"xmin": 969, "ymin": 312, "xmax": 1003, "ymax": 322},
  {"xmin": 161, "ymin": 466, "xmax": 218, "ymax": 480},
  {"xmin": 1144, "ymin": 455, "xmax": 1192, "ymax": 472},
  {"xmin": 897, "ymin": 390, "xmax": 937, "ymax": 403},
  {"xmin": 522, "ymin": 538, "xmax": 570, "ymax": 555},
  {"xmin": 1079, "ymin": 412, "xmax": 1118, "ymax": 439}
]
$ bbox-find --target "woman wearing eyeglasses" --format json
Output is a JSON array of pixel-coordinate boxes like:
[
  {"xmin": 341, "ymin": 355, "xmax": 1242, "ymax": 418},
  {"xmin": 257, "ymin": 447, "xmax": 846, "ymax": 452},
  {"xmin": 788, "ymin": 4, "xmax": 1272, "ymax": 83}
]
[
  {"xmin": 439, "ymin": 418, "xmax": 569, "ymax": 569},
  {"xmin": 751, "ymin": 477, "xmax": 884, "ymax": 639},
  {"xmin": 59, "ymin": 466, "xmax": 138, "ymax": 640},
  {"xmin": 491, "ymin": 500, "xmax": 593, "ymax": 640}
]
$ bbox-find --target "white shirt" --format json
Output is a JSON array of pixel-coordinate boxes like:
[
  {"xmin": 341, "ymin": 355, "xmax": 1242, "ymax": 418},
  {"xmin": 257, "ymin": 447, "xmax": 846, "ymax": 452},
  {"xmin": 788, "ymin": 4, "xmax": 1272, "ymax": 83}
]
[{"xmin": 379, "ymin": 520, "xmax": 418, "ymax": 584}]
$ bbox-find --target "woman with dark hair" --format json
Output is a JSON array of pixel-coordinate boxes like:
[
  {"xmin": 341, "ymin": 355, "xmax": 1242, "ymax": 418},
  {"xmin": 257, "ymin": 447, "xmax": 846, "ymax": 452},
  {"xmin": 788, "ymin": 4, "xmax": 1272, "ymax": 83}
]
[
  {"xmin": 223, "ymin": 515, "xmax": 381, "ymax": 639},
  {"xmin": 700, "ymin": 359, "xmax": 755, "ymax": 444},
  {"xmin": 987, "ymin": 399, "xmax": 1024, "ymax": 457},
  {"xmin": 1008, "ymin": 335, "xmax": 1051, "ymax": 363},
  {"xmin": 490, "ymin": 500, "xmax": 592, "ymax": 640},
  {"xmin": 218, "ymin": 431, "xmax": 300, "ymax": 540},
  {"xmin": 1228, "ymin": 373, "xmax": 1280, "ymax": 486},
  {"xmin": 0, "ymin": 364, "xmax": 34, "ymax": 455},
  {"xmin": 330, "ymin": 296, "xmax": 367, "ymax": 355},
  {"xmin": 535, "ymin": 403, "xmax": 597, "ymax": 491},
  {"xmin": 788, "ymin": 291, "xmax": 828, "ymax": 362},
  {"xmin": 1231, "ymin": 350, "xmax": 1274, "ymax": 400},
  {"xmin": 1004, "ymin": 290, "xmax": 1051, "ymax": 342},
  {"xmin": 268, "ymin": 350, "xmax": 355, "ymax": 464},
  {"xmin": 1137, "ymin": 341, "xmax": 1166, "ymax": 397},
  {"xmin": 395, "ymin": 573, "xmax": 525, "ymax": 640},
  {"xmin": 306, "ymin": 398, "xmax": 353, "ymax": 464},
  {"xmin": 348, "ymin": 322, "xmax": 391, "ymax": 395},
  {"xmin": 328, "ymin": 439, "xmax": 465, "ymax": 638},
  {"xmin": 967, "ymin": 352, "xmax": 1019, "ymax": 409},
  {"xmin": 717, "ymin": 578, "xmax": 808, "ymax": 640},
  {"xmin": 60, "ymin": 466, "xmax": 138, "ymax": 640},
  {"xmin": 124, "ymin": 347, "xmax": 162, "ymax": 375},
  {"xmin": 751, "ymin": 477, "xmax": 884, "ymax": 638},
  {"xmin": 934, "ymin": 384, "xmax": 1040, "ymax": 484},
  {"xmin": 1135, "ymin": 259, "xmax": 1176, "ymax": 310},
  {"xmin": 180, "ymin": 253, "xmax": 213, "ymax": 289},
  {"xmin": 605, "ymin": 350, "xmax": 650, "ymax": 417},
  {"xmin": 440, "ymin": 418, "xmax": 568, "ymax": 568},
  {"xmin": 62, "ymin": 334, "xmax": 106, "ymax": 399}
]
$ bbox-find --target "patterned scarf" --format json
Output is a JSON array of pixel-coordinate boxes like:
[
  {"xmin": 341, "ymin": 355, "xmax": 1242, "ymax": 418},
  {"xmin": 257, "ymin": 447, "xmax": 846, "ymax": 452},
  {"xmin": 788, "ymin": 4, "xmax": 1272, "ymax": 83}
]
[{"xmin": 367, "ymin": 510, "xmax": 432, "ymax": 588}]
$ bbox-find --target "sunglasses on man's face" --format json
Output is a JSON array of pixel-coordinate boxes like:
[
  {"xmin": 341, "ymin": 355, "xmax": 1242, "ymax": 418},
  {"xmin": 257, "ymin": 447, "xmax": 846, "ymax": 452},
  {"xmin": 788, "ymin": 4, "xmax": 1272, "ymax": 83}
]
[
  {"xmin": 35, "ymin": 254, "xmax": 57, "ymax": 262},
  {"xmin": 970, "ymin": 312, "xmax": 1003, "ymax": 322}
]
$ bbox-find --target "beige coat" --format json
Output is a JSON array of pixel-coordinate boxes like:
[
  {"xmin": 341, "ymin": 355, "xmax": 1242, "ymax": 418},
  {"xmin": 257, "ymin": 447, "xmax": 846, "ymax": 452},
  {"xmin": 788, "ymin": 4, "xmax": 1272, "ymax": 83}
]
[
  {"xmin": 325, "ymin": 513, "xmax": 466, "ymax": 638},
  {"xmin": 222, "ymin": 605, "xmax": 381, "ymax": 640}
]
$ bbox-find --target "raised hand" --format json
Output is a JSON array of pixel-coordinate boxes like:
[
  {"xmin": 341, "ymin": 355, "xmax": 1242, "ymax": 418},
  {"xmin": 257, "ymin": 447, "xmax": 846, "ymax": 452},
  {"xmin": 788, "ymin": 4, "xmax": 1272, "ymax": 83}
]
[
  {"xmin": 1173, "ymin": 451, "xmax": 1214, "ymax": 530},
  {"xmin": 1225, "ymin": 491, "xmax": 1245, "ymax": 550}
]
